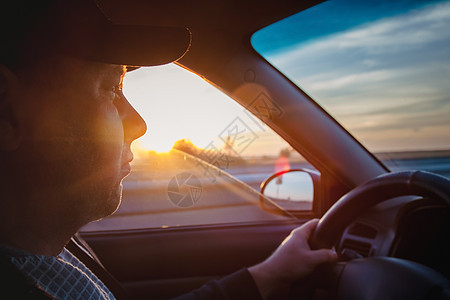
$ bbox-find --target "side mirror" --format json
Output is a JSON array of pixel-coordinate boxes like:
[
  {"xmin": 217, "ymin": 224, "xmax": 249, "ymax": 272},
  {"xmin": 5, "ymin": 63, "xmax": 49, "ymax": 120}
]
[{"xmin": 260, "ymin": 169, "xmax": 319, "ymax": 213}]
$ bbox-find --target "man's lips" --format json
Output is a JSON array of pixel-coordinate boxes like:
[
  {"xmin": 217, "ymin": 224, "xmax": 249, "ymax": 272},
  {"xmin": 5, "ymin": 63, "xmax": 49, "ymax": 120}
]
[
  {"xmin": 123, "ymin": 151, "xmax": 134, "ymax": 165},
  {"xmin": 121, "ymin": 163, "xmax": 131, "ymax": 175},
  {"xmin": 121, "ymin": 152, "xmax": 134, "ymax": 174}
]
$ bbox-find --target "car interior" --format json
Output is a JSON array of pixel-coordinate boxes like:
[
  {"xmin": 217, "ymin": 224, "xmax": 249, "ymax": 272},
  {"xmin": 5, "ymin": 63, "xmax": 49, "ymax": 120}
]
[{"xmin": 72, "ymin": 0, "xmax": 450, "ymax": 299}]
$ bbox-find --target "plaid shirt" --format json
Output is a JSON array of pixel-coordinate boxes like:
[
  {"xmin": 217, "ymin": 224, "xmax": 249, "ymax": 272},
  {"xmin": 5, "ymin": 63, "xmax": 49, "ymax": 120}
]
[{"xmin": 2, "ymin": 245, "xmax": 115, "ymax": 300}]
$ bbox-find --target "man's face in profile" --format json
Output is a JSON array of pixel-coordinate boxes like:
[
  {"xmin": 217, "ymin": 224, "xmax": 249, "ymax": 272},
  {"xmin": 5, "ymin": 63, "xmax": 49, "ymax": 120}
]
[{"xmin": 11, "ymin": 56, "xmax": 146, "ymax": 223}]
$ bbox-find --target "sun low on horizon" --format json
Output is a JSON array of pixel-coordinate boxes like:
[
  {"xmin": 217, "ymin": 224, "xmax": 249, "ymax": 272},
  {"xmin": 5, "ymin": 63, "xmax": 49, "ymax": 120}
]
[
  {"xmin": 123, "ymin": 64, "xmax": 227, "ymax": 153},
  {"xmin": 123, "ymin": 64, "xmax": 285, "ymax": 156},
  {"xmin": 123, "ymin": 64, "xmax": 302, "ymax": 160}
]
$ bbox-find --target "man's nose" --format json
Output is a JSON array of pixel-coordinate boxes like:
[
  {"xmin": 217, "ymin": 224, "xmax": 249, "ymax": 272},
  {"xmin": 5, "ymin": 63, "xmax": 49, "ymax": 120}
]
[{"xmin": 119, "ymin": 96, "xmax": 147, "ymax": 143}]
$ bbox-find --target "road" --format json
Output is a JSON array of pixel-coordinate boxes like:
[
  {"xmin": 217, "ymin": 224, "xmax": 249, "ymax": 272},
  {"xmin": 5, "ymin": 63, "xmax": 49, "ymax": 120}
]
[
  {"xmin": 81, "ymin": 156, "xmax": 450, "ymax": 232},
  {"xmin": 227, "ymin": 157, "xmax": 450, "ymax": 190}
]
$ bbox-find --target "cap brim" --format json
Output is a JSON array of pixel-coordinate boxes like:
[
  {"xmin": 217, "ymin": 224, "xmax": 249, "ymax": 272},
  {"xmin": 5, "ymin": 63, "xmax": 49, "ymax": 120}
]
[
  {"xmin": 66, "ymin": 24, "xmax": 192, "ymax": 67},
  {"xmin": 27, "ymin": 0, "xmax": 192, "ymax": 67}
]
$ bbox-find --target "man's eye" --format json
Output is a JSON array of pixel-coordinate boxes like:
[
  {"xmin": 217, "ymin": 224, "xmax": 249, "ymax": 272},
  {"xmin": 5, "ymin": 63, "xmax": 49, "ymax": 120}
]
[{"xmin": 111, "ymin": 84, "xmax": 123, "ymax": 98}]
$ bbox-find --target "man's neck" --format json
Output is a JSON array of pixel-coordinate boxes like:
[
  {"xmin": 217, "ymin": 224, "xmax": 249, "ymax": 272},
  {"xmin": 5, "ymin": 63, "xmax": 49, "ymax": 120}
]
[
  {"xmin": 0, "ymin": 236, "xmax": 66, "ymax": 257},
  {"xmin": 0, "ymin": 199, "xmax": 79, "ymax": 256}
]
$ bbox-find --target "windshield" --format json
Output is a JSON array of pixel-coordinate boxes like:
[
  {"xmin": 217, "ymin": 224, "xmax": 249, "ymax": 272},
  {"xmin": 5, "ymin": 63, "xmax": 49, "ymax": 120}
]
[{"xmin": 252, "ymin": 0, "xmax": 450, "ymax": 178}]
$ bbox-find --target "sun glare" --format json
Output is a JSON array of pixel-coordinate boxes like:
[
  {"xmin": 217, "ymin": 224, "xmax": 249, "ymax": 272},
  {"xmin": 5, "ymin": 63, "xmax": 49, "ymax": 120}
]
[{"xmin": 123, "ymin": 64, "xmax": 245, "ymax": 154}]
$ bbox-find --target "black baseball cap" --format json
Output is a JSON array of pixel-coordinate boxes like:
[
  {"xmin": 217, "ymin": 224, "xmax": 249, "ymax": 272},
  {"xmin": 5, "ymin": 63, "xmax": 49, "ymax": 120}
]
[{"xmin": 1, "ymin": 0, "xmax": 191, "ymax": 69}]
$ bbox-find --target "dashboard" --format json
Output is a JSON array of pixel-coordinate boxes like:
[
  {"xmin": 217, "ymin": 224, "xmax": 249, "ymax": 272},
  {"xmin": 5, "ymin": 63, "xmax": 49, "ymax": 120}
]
[{"xmin": 338, "ymin": 196, "xmax": 450, "ymax": 278}]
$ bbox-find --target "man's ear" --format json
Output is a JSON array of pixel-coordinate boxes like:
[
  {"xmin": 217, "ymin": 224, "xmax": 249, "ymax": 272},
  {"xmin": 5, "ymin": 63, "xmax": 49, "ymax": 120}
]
[{"xmin": 0, "ymin": 64, "xmax": 21, "ymax": 151}]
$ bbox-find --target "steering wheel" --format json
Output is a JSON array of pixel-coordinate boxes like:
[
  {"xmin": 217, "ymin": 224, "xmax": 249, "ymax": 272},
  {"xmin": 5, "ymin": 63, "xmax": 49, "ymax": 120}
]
[{"xmin": 305, "ymin": 171, "xmax": 450, "ymax": 299}]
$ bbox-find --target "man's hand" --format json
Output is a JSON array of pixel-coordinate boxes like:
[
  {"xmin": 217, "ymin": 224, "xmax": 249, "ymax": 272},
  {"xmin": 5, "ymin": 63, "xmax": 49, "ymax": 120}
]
[{"xmin": 248, "ymin": 219, "xmax": 338, "ymax": 299}]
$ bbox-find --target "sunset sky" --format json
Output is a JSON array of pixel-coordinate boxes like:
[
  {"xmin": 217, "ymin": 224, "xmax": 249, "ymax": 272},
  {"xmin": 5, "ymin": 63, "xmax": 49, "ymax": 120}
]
[
  {"xmin": 124, "ymin": 0, "xmax": 450, "ymax": 155},
  {"xmin": 123, "ymin": 65, "xmax": 291, "ymax": 156},
  {"xmin": 253, "ymin": 0, "xmax": 450, "ymax": 152}
]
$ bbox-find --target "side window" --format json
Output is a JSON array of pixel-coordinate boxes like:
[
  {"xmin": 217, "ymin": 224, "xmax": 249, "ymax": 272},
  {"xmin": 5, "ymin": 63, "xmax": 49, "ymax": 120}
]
[{"xmin": 81, "ymin": 64, "xmax": 316, "ymax": 232}]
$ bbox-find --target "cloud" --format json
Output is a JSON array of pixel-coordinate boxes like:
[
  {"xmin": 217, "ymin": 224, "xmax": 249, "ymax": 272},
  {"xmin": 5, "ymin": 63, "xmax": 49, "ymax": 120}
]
[
  {"xmin": 263, "ymin": 1, "xmax": 450, "ymax": 151},
  {"xmin": 270, "ymin": 1, "xmax": 450, "ymax": 66}
]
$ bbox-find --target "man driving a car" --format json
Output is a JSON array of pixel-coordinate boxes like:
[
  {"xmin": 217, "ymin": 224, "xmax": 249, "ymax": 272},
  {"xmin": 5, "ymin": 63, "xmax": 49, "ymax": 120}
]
[{"xmin": 0, "ymin": 1, "xmax": 337, "ymax": 299}]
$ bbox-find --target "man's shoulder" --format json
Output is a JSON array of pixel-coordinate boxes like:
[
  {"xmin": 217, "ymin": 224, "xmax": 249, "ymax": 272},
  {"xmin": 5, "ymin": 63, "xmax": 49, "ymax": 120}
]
[{"xmin": 0, "ymin": 252, "xmax": 54, "ymax": 299}]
